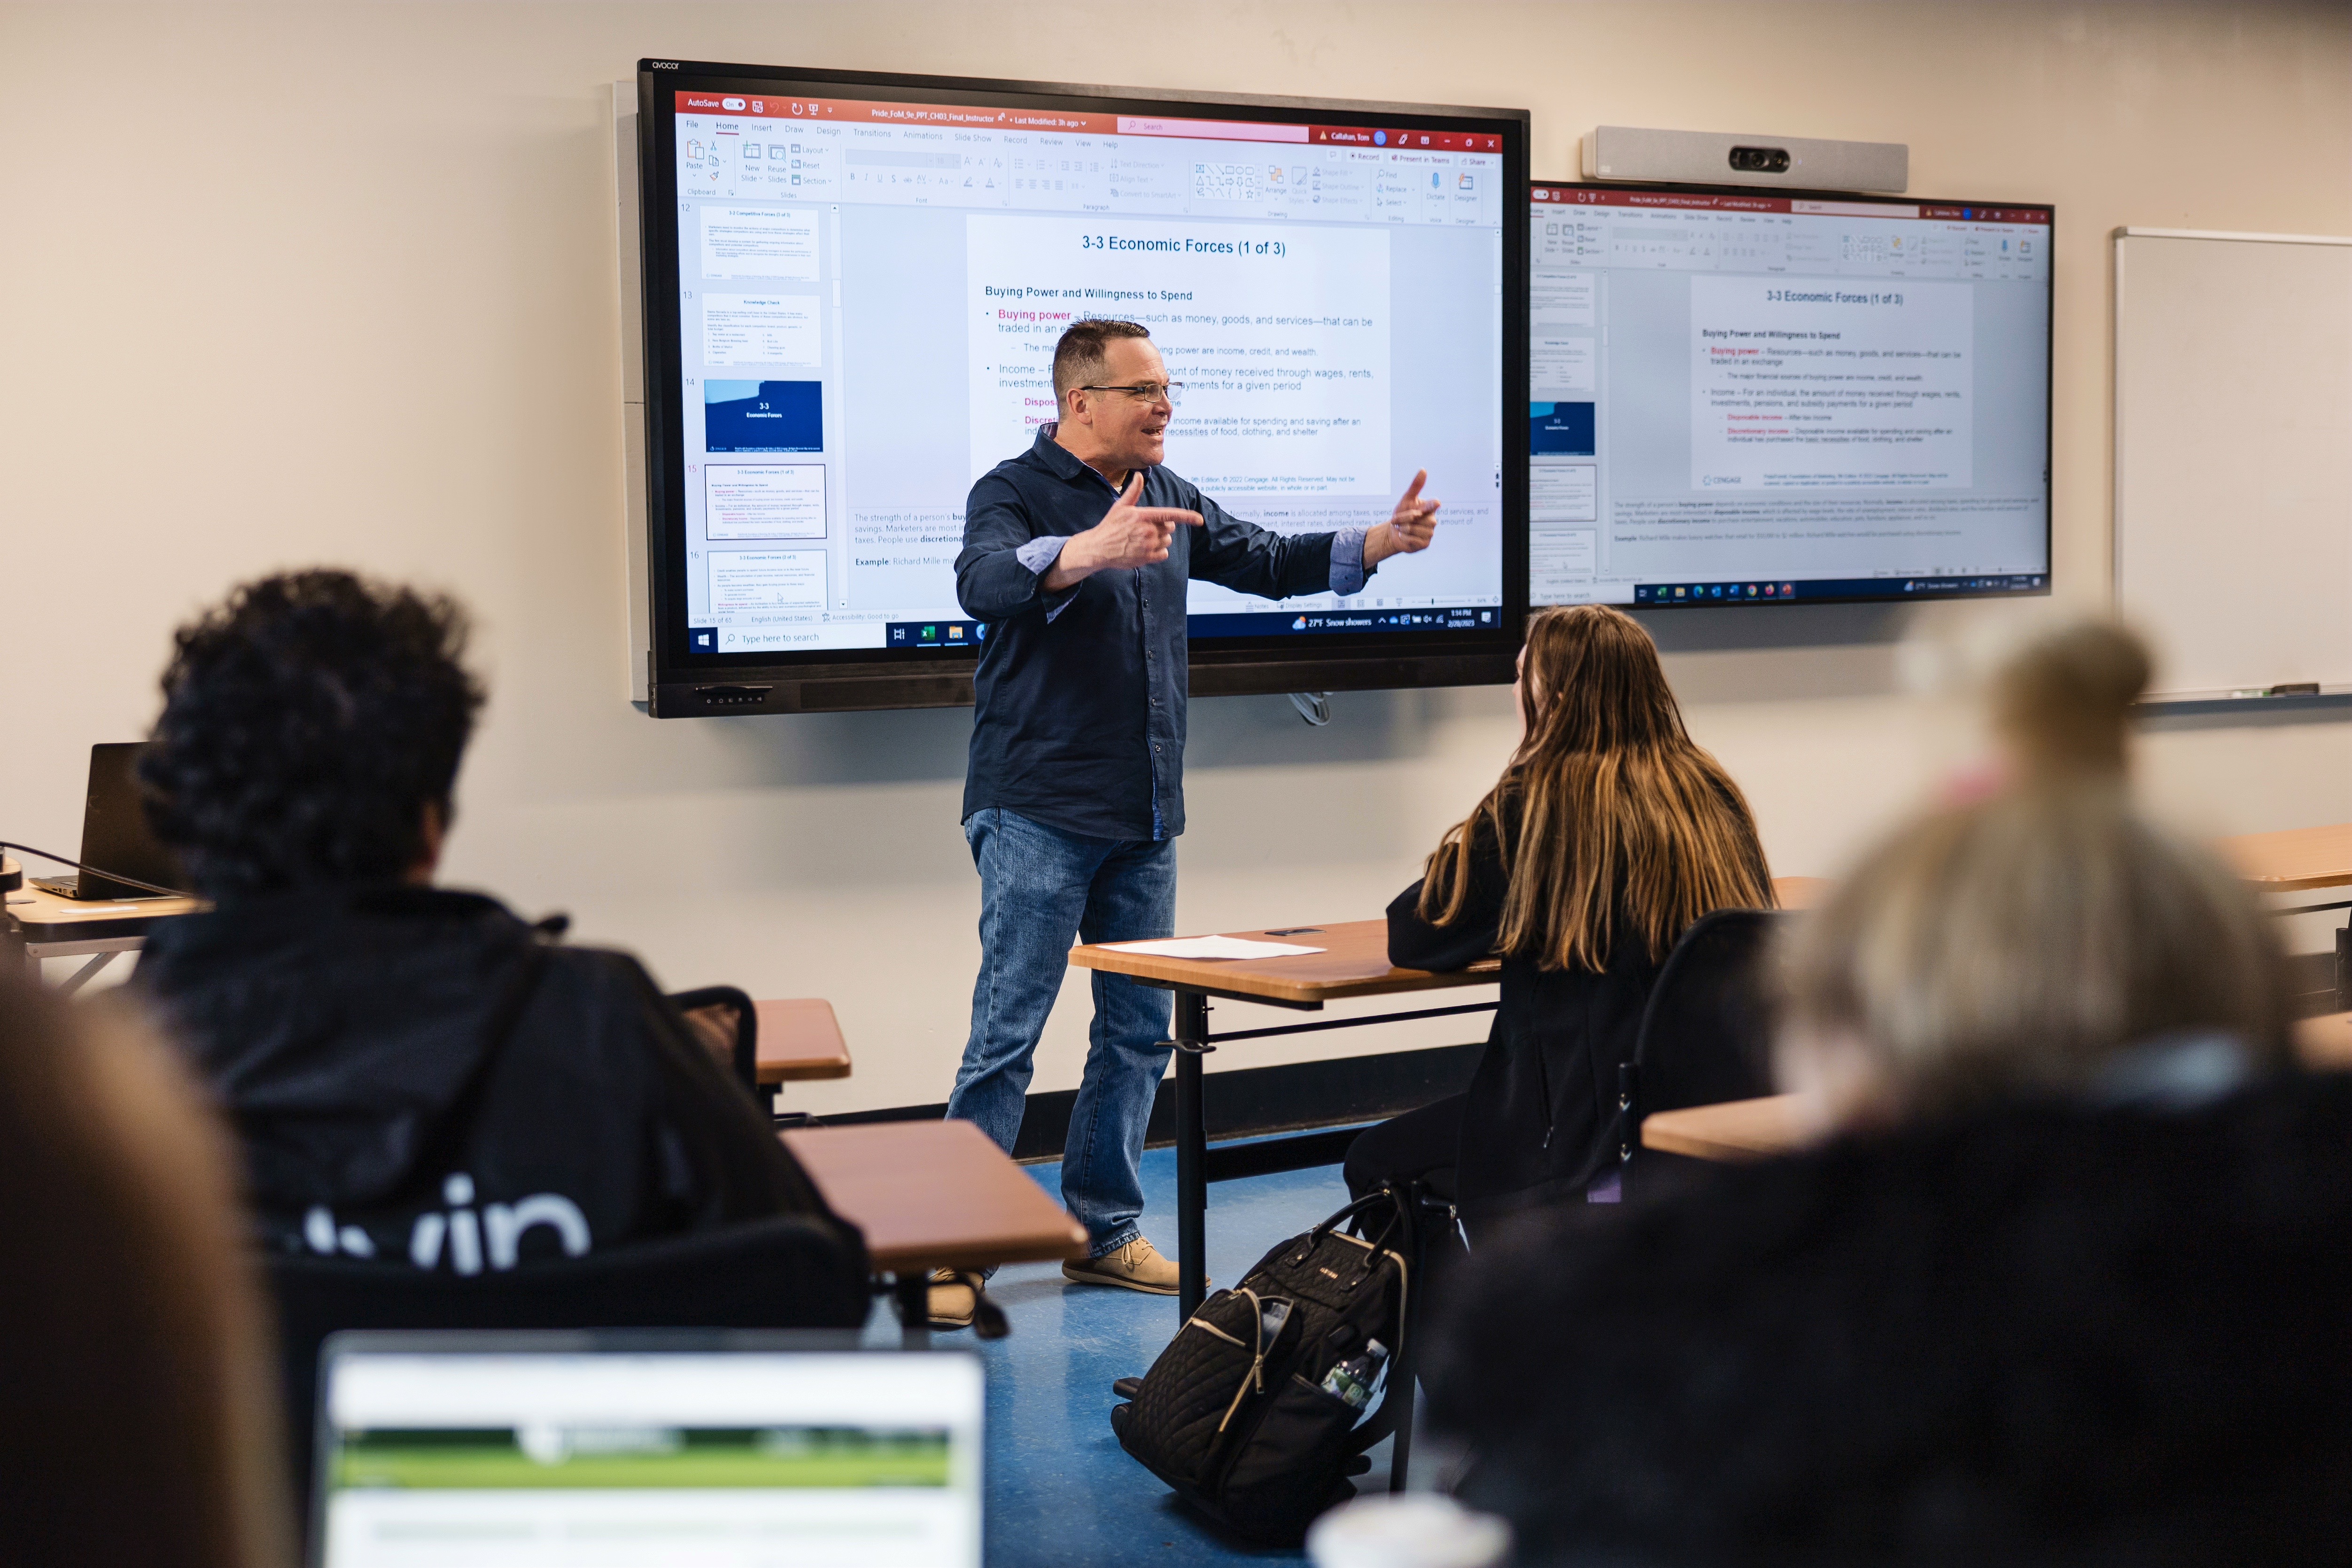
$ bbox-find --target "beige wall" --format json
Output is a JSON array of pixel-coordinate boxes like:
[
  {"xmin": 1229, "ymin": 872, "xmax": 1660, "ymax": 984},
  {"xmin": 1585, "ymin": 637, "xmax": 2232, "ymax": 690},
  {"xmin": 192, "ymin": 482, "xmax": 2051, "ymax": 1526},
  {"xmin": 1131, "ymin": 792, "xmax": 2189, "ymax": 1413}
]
[{"xmin": 5, "ymin": 1, "xmax": 2347, "ymax": 1113}]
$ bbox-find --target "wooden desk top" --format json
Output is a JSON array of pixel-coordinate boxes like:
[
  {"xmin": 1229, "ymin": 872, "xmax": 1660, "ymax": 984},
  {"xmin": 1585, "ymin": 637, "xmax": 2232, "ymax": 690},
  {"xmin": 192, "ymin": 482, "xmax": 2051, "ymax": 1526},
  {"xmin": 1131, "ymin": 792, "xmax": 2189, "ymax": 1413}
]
[
  {"xmin": 1759, "ymin": 833, "xmax": 2352, "ymax": 906},
  {"xmin": 1642, "ymin": 1094, "xmax": 1806, "ymax": 1162},
  {"xmin": 4, "ymin": 882, "xmax": 206, "ymax": 943},
  {"xmin": 1069, "ymin": 918, "xmax": 1498, "ymax": 1007},
  {"xmin": 2218, "ymin": 823, "xmax": 2352, "ymax": 891},
  {"xmin": 1771, "ymin": 876, "xmax": 1829, "ymax": 910},
  {"xmin": 1649, "ymin": 1020, "xmax": 2352, "ymax": 1163},
  {"xmin": 1071, "ymin": 888, "xmax": 1819, "ymax": 1008},
  {"xmin": 780, "ymin": 1119, "xmax": 1086, "ymax": 1274},
  {"xmin": 755, "ymin": 998, "xmax": 854, "ymax": 1085},
  {"xmin": 2298, "ymin": 1011, "xmax": 2352, "ymax": 1069}
]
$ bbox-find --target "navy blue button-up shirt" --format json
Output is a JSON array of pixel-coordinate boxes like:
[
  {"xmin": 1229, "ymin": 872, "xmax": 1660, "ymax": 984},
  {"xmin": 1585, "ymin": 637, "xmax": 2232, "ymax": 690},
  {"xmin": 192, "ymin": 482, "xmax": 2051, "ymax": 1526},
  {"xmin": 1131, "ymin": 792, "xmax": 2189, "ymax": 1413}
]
[{"xmin": 957, "ymin": 426, "xmax": 1371, "ymax": 841}]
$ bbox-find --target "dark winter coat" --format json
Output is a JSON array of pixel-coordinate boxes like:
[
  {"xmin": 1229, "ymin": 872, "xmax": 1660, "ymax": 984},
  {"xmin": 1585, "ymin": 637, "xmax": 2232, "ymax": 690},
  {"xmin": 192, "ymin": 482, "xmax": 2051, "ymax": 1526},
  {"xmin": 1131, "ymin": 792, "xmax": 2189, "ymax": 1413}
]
[
  {"xmin": 1428, "ymin": 1071, "xmax": 2352, "ymax": 1568},
  {"xmin": 135, "ymin": 885, "xmax": 824, "ymax": 1272}
]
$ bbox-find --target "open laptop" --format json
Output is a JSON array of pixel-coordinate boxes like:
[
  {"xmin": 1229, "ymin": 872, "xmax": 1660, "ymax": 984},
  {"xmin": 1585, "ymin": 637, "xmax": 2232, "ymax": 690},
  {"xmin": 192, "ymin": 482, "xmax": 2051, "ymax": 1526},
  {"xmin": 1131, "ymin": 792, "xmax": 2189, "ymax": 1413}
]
[
  {"xmin": 31, "ymin": 742, "xmax": 187, "ymax": 900},
  {"xmin": 312, "ymin": 1332, "xmax": 984, "ymax": 1568}
]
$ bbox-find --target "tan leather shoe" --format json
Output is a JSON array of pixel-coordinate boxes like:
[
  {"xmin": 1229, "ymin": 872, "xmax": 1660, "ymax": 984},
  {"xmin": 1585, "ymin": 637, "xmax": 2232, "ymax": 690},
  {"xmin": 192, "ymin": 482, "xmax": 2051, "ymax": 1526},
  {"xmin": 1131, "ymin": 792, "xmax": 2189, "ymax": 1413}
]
[
  {"xmin": 927, "ymin": 1267, "xmax": 976, "ymax": 1329},
  {"xmin": 1061, "ymin": 1235, "xmax": 1192, "ymax": 1295}
]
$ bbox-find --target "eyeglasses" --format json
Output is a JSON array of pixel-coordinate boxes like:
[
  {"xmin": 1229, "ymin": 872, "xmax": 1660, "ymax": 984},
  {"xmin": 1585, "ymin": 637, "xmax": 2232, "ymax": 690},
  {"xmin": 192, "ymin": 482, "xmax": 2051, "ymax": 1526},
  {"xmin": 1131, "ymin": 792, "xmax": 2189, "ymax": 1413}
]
[{"xmin": 1080, "ymin": 382, "xmax": 1183, "ymax": 407}]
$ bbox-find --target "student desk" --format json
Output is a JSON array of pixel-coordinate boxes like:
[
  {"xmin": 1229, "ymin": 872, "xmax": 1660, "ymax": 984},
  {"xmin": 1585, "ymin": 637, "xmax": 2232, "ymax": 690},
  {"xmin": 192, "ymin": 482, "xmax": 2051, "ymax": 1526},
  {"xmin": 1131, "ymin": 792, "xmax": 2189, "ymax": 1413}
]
[
  {"xmin": 780, "ymin": 1118, "xmax": 1087, "ymax": 1344},
  {"xmin": 4, "ymin": 882, "xmax": 204, "ymax": 991},
  {"xmin": 1070, "ymin": 920, "xmax": 1495, "ymax": 1490},
  {"xmin": 2220, "ymin": 824, "xmax": 2352, "ymax": 1009},
  {"xmin": 1066, "ymin": 879, "xmax": 1827, "ymax": 1319},
  {"xmin": 2218, "ymin": 823, "xmax": 2352, "ymax": 891},
  {"xmin": 1645, "ymin": 1018, "xmax": 2352, "ymax": 1165},
  {"xmin": 2296, "ymin": 1011, "xmax": 2352, "ymax": 1068},
  {"xmin": 1771, "ymin": 876, "xmax": 1832, "ymax": 910},
  {"xmin": 755, "ymin": 998, "xmax": 855, "ymax": 1086},
  {"xmin": 1641, "ymin": 1094, "xmax": 1806, "ymax": 1162},
  {"xmin": 1070, "ymin": 920, "xmax": 1502, "ymax": 1319}
]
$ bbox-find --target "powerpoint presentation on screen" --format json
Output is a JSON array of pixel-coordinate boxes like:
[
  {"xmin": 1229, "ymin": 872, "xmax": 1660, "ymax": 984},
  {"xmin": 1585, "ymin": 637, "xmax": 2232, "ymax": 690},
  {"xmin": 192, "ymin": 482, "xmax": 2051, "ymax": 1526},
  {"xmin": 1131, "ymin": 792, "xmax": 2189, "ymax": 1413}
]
[
  {"xmin": 1527, "ymin": 186, "xmax": 2050, "ymax": 606},
  {"xmin": 670, "ymin": 94, "xmax": 1506, "ymax": 655}
]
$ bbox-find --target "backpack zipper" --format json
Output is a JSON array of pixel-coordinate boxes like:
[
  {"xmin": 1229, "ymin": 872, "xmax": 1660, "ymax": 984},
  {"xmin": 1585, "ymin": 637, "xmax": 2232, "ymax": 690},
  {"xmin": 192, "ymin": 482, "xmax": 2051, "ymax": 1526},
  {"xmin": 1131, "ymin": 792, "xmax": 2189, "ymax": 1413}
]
[
  {"xmin": 1180, "ymin": 1306, "xmax": 1266, "ymax": 1434},
  {"xmin": 1215, "ymin": 1289, "xmax": 1273, "ymax": 1433}
]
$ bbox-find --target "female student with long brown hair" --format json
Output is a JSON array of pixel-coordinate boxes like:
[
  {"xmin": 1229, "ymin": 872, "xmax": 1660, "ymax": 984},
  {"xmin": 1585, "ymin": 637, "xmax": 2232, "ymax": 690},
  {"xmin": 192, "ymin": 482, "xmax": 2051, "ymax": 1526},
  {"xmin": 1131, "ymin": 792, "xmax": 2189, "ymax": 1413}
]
[{"xmin": 1344, "ymin": 604, "xmax": 1774, "ymax": 1214}]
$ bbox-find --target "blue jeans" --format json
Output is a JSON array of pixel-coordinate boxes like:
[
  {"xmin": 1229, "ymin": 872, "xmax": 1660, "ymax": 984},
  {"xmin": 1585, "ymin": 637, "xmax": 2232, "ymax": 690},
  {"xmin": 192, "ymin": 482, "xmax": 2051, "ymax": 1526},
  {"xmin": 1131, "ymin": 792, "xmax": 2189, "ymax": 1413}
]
[{"xmin": 947, "ymin": 807, "xmax": 1176, "ymax": 1257}]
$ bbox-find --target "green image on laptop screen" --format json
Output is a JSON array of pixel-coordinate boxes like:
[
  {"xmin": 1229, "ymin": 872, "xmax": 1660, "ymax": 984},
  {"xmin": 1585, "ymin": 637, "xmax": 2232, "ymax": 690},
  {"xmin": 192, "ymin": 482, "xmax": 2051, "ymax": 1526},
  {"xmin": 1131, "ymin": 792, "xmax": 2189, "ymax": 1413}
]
[
  {"xmin": 318, "ymin": 1348, "xmax": 982, "ymax": 1568},
  {"xmin": 333, "ymin": 1424, "xmax": 953, "ymax": 1490}
]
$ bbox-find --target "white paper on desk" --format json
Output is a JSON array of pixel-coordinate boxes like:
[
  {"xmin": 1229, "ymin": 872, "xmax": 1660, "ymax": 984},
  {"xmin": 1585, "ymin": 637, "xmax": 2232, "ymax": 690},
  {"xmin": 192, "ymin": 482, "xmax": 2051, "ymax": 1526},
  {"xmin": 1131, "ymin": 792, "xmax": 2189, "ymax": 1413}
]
[{"xmin": 1104, "ymin": 935, "xmax": 1327, "ymax": 960}]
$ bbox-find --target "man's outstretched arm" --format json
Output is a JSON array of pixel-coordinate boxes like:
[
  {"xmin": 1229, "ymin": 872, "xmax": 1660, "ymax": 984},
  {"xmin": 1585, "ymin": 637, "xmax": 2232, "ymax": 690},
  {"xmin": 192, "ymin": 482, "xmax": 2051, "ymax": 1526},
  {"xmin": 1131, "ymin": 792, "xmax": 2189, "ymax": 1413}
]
[{"xmin": 1192, "ymin": 469, "xmax": 1444, "ymax": 599}]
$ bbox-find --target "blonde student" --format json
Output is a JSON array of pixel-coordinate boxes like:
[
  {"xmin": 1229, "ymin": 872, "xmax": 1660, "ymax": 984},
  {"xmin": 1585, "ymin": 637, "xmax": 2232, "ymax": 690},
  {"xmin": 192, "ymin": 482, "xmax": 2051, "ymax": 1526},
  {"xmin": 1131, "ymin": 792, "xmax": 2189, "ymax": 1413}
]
[
  {"xmin": 1426, "ymin": 623, "xmax": 2331, "ymax": 1568},
  {"xmin": 1779, "ymin": 621, "xmax": 2291, "ymax": 1130}
]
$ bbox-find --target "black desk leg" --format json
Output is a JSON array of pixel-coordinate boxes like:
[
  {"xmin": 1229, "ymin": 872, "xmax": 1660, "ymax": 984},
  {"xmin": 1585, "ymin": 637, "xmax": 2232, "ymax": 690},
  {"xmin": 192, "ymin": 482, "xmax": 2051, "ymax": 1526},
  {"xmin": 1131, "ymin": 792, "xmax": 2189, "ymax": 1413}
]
[
  {"xmin": 1173, "ymin": 988, "xmax": 1211, "ymax": 1320},
  {"xmin": 1387, "ymin": 1358, "xmax": 1416, "ymax": 1490},
  {"xmin": 893, "ymin": 1271, "xmax": 931, "ymax": 1349}
]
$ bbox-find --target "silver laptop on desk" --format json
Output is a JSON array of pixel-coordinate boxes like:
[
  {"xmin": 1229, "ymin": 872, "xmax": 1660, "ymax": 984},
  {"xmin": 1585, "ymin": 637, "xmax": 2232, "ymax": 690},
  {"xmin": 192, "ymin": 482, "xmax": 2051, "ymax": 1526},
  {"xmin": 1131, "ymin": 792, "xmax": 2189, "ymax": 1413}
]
[{"xmin": 313, "ymin": 1332, "xmax": 984, "ymax": 1568}]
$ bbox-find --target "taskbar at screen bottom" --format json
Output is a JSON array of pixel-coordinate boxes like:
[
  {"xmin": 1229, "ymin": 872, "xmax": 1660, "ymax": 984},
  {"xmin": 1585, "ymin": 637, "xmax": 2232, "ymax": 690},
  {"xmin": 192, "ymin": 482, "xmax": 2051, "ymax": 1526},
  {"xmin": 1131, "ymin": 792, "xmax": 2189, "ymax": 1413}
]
[
  {"xmin": 1191, "ymin": 605, "xmax": 1501, "ymax": 637},
  {"xmin": 873, "ymin": 605, "xmax": 1503, "ymax": 648},
  {"xmin": 884, "ymin": 619, "xmax": 989, "ymax": 649},
  {"xmin": 1632, "ymin": 573, "xmax": 2047, "ymax": 607}
]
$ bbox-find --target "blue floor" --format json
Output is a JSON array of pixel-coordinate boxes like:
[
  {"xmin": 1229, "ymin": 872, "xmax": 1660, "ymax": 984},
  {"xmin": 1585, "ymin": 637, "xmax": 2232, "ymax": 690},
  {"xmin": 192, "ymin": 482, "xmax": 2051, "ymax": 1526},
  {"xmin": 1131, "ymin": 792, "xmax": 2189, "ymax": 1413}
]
[{"xmin": 869, "ymin": 1141, "xmax": 1377, "ymax": 1565}]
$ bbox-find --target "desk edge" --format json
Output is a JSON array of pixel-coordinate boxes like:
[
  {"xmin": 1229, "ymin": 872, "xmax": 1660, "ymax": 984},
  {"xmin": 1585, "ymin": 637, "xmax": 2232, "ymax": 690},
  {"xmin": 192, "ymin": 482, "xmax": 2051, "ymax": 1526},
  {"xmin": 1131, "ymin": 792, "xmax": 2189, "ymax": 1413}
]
[
  {"xmin": 759, "ymin": 1059, "xmax": 855, "ymax": 1085},
  {"xmin": 1069, "ymin": 949, "xmax": 1498, "ymax": 1005},
  {"xmin": 1641, "ymin": 1126, "xmax": 1774, "ymax": 1161}
]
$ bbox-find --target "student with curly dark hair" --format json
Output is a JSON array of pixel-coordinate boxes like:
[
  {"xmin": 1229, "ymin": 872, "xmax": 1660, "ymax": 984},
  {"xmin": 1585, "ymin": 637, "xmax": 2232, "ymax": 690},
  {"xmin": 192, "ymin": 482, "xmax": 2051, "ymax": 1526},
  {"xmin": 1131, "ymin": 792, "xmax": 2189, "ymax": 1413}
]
[
  {"xmin": 139, "ymin": 571, "xmax": 485, "ymax": 899},
  {"xmin": 133, "ymin": 570, "xmax": 828, "ymax": 1273}
]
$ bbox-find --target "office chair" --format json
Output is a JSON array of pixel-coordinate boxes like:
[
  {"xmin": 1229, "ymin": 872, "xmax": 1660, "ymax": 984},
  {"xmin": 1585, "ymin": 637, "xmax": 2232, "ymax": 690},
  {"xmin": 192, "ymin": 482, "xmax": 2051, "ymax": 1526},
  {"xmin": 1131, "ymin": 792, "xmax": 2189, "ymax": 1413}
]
[
  {"xmin": 1616, "ymin": 908, "xmax": 1787, "ymax": 1190},
  {"xmin": 268, "ymin": 1213, "xmax": 870, "ymax": 1516}
]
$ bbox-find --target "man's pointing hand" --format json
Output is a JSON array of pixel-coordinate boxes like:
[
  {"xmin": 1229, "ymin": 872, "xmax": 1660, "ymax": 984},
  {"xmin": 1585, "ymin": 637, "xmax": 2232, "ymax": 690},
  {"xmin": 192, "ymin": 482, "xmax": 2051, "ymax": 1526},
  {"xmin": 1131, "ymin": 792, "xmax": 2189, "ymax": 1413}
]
[
  {"xmin": 1042, "ymin": 472, "xmax": 1204, "ymax": 590},
  {"xmin": 1364, "ymin": 469, "xmax": 1441, "ymax": 568}
]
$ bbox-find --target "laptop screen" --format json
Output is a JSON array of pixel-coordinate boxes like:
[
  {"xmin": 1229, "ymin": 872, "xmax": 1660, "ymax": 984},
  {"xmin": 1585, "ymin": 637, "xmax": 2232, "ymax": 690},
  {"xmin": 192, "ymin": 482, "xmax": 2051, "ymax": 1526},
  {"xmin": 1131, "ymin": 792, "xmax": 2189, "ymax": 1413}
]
[
  {"xmin": 316, "ymin": 1338, "xmax": 983, "ymax": 1568},
  {"xmin": 78, "ymin": 742, "xmax": 188, "ymax": 899}
]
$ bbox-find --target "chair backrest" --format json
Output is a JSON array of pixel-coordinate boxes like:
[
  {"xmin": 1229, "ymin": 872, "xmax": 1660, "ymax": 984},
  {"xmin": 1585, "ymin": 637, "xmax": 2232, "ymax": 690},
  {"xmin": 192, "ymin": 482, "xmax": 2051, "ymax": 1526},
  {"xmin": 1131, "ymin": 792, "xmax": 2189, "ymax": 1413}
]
[
  {"xmin": 669, "ymin": 983, "xmax": 760, "ymax": 1094},
  {"xmin": 269, "ymin": 1214, "xmax": 870, "ymax": 1521},
  {"xmin": 1621, "ymin": 909, "xmax": 1786, "ymax": 1163}
]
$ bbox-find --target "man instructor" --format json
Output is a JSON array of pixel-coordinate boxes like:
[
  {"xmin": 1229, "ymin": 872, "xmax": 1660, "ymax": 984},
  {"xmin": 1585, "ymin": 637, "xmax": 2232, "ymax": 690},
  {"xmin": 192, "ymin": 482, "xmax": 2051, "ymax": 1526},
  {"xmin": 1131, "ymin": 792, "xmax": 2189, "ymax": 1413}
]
[{"xmin": 946, "ymin": 318, "xmax": 1440, "ymax": 1300}]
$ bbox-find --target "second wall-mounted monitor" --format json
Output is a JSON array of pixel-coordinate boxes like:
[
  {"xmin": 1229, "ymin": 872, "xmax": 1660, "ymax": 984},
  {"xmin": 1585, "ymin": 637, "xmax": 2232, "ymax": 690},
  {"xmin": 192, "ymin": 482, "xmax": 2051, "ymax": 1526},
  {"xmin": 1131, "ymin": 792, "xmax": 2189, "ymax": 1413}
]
[
  {"xmin": 1527, "ymin": 182, "xmax": 2051, "ymax": 609},
  {"xmin": 633, "ymin": 61, "xmax": 1529, "ymax": 715}
]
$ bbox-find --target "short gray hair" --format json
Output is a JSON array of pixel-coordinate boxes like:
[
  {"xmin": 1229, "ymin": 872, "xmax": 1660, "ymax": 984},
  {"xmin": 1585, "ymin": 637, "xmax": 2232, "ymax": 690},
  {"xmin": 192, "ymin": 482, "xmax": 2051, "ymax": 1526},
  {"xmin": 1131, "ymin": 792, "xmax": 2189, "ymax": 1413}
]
[{"xmin": 1052, "ymin": 319, "xmax": 1152, "ymax": 404}]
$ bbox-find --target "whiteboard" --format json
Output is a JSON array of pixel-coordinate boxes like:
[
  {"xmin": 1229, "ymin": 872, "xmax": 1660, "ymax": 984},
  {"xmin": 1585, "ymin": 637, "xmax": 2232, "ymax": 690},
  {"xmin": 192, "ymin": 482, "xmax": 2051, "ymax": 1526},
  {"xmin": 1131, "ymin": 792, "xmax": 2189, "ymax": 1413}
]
[{"xmin": 2113, "ymin": 228, "xmax": 2352, "ymax": 699}]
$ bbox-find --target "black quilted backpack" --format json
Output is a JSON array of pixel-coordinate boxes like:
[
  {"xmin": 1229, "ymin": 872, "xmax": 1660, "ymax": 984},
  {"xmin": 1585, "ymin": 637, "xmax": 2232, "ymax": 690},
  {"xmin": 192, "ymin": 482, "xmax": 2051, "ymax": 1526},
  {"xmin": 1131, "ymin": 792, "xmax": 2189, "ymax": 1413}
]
[{"xmin": 1110, "ymin": 1187, "xmax": 1421, "ymax": 1546}]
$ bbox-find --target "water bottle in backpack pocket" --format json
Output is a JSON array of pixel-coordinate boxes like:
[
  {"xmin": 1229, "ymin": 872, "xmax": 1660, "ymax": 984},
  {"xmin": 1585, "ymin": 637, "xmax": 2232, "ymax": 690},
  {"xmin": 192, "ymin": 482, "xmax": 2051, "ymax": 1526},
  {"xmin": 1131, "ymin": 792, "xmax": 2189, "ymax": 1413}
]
[{"xmin": 1319, "ymin": 1339, "xmax": 1389, "ymax": 1411}]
